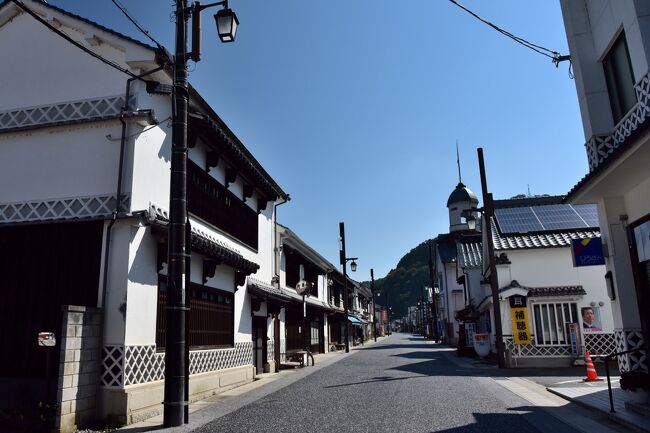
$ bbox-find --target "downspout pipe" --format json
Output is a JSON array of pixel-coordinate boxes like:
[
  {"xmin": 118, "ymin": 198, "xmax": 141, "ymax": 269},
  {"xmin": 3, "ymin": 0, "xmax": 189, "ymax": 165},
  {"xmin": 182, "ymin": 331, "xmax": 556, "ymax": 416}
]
[
  {"xmin": 98, "ymin": 67, "xmax": 166, "ymax": 411},
  {"xmin": 272, "ymin": 195, "xmax": 291, "ymax": 287},
  {"xmin": 100, "ymin": 66, "xmax": 165, "ymax": 313}
]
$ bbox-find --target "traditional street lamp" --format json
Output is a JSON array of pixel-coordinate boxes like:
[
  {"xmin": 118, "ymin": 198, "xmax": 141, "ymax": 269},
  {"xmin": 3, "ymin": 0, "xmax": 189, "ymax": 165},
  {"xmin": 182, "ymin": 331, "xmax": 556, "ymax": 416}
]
[
  {"xmin": 214, "ymin": 4, "xmax": 239, "ymax": 42},
  {"xmin": 165, "ymin": 0, "xmax": 239, "ymax": 427},
  {"xmin": 339, "ymin": 222, "xmax": 358, "ymax": 353}
]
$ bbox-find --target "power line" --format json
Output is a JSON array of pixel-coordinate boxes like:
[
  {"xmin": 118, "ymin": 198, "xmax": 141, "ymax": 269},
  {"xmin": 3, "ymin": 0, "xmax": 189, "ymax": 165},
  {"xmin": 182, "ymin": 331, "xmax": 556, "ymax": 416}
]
[
  {"xmin": 447, "ymin": 0, "xmax": 570, "ymax": 66},
  {"xmin": 111, "ymin": 0, "xmax": 164, "ymax": 50},
  {"xmin": 10, "ymin": 0, "xmax": 142, "ymax": 80}
]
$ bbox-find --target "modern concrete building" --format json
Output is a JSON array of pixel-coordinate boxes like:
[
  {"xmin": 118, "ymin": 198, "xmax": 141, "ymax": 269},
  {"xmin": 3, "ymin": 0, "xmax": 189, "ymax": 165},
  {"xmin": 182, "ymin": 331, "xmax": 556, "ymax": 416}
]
[{"xmin": 560, "ymin": 0, "xmax": 650, "ymax": 372}]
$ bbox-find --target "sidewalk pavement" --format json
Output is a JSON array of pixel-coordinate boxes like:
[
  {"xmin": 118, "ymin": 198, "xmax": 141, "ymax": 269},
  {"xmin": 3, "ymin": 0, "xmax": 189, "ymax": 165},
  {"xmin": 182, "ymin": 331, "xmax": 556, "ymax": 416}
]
[
  {"xmin": 116, "ymin": 337, "xmax": 385, "ymax": 432},
  {"xmin": 547, "ymin": 378, "xmax": 650, "ymax": 433},
  {"xmin": 438, "ymin": 343, "xmax": 650, "ymax": 433}
]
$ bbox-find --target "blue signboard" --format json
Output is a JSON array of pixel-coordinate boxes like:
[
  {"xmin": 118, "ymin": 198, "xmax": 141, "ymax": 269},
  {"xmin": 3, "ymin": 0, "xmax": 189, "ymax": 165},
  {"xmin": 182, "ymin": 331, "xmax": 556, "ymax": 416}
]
[{"xmin": 572, "ymin": 237, "xmax": 605, "ymax": 267}]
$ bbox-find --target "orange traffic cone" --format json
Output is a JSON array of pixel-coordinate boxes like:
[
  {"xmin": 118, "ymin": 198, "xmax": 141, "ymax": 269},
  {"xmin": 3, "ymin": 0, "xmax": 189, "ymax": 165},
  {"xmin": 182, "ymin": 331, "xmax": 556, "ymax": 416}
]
[{"xmin": 583, "ymin": 351, "xmax": 603, "ymax": 382}]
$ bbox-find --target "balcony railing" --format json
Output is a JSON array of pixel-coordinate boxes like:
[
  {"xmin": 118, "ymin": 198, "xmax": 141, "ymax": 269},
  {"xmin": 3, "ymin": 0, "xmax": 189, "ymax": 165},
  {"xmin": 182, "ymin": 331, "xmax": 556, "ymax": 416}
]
[
  {"xmin": 187, "ymin": 160, "xmax": 258, "ymax": 250},
  {"xmin": 586, "ymin": 68, "xmax": 650, "ymax": 171}
]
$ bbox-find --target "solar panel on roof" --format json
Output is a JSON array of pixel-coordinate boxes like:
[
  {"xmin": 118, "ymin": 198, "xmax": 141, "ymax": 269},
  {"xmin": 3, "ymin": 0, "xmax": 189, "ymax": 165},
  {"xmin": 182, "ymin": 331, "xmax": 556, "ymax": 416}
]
[
  {"xmin": 532, "ymin": 204, "xmax": 587, "ymax": 230},
  {"xmin": 495, "ymin": 207, "xmax": 543, "ymax": 233},
  {"xmin": 572, "ymin": 204, "xmax": 600, "ymax": 228}
]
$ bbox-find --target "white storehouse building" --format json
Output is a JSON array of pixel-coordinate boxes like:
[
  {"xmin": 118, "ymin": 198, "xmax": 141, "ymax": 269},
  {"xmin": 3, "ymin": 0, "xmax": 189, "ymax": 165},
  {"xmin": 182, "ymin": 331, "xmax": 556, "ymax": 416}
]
[
  {"xmin": 434, "ymin": 179, "xmax": 615, "ymax": 367},
  {"xmin": 0, "ymin": 1, "xmax": 287, "ymax": 431}
]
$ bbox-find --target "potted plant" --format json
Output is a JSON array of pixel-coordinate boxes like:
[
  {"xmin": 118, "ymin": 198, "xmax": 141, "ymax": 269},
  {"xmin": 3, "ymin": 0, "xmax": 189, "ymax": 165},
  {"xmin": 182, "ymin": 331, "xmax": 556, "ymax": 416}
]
[{"xmin": 620, "ymin": 371, "xmax": 650, "ymax": 403}]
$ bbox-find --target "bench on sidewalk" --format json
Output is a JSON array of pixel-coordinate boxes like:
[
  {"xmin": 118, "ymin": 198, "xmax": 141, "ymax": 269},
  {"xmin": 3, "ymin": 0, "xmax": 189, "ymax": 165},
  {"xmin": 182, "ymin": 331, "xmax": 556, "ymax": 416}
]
[{"xmin": 281, "ymin": 349, "xmax": 315, "ymax": 368}]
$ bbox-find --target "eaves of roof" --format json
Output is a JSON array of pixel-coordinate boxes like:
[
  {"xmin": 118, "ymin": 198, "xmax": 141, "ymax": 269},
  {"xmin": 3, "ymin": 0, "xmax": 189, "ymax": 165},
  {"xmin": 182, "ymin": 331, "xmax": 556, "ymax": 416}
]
[
  {"xmin": 280, "ymin": 225, "xmax": 336, "ymax": 272},
  {"xmin": 502, "ymin": 280, "xmax": 587, "ymax": 298},
  {"xmin": 1, "ymin": 0, "xmax": 156, "ymax": 52},
  {"xmin": 149, "ymin": 205, "xmax": 259, "ymax": 275},
  {"xmin": 189, "ymin": 89, "xmax": 288, "ymax": 201},
  {"xmin": 247, "ymin": 277, "xmax": 292, "ymax": 302},
  {"xmin": 565, "ymin": 104, "xmax": 650, "ymax": 202},
  {"xmin": 491, "ymin": 218, "xmax": 600, "ymax": 251}
]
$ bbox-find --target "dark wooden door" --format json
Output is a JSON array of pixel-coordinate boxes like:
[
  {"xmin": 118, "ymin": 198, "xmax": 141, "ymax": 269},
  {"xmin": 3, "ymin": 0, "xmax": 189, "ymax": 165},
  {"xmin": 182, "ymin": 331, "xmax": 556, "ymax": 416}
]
[{"xmin": 0, "ymin": 221, "xmax": 102, "ymax": 380}]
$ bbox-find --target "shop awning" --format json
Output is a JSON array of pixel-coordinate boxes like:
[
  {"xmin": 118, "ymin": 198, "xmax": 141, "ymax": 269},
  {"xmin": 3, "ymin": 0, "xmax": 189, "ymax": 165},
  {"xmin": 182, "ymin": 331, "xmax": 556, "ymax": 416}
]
[{"xmin": 347, "ymin": 315, "xmax": 363, "ymax": 325}]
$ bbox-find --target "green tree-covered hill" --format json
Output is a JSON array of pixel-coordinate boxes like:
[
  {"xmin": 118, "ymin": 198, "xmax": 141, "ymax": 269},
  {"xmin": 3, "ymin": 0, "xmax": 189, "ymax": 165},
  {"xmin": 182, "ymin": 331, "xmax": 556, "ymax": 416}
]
[{"xmin": 364, "ymin": 239, "xmax": 433, "ymax": 319}]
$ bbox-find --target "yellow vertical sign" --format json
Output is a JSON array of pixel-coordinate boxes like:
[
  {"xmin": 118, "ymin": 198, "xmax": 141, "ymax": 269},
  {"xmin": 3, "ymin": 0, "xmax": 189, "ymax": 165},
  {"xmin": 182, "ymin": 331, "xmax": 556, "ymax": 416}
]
[{"xmin": 511, "ymin": 307, "xmax": 532, "ymax": 345}]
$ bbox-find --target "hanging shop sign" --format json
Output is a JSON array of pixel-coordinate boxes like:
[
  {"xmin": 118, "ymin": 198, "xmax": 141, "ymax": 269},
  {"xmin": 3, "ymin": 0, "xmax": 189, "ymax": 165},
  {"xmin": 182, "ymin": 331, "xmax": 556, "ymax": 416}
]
[
  {"xmin": 572, "ymin": 238, "xmax": 605, "ymax": 267},
  {"xmin": 511, "ymin": 307, "xmax": 531, "ymax": 345}
]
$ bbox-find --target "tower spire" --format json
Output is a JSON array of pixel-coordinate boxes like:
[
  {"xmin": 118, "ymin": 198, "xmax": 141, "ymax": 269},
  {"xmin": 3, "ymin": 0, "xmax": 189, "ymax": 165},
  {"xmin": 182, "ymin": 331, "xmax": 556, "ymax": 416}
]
[{"xmin": 456, "ymin": 140, "xmax": 462, "ymax": 183}]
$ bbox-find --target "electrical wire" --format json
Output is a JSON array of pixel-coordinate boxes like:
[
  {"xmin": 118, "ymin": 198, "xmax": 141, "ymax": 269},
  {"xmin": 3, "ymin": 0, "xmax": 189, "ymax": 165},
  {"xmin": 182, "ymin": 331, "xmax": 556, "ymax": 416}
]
[
  {"xmin": 10, "ymin": 0, "xmax": 142, "ymax": 80},
  {"xmin": 111, "ymin": 0, "xmax": 165, "ymax": 50},
  {"xmin": 447, "ymin": 0, "xmax": 569, "ymax": 66}
]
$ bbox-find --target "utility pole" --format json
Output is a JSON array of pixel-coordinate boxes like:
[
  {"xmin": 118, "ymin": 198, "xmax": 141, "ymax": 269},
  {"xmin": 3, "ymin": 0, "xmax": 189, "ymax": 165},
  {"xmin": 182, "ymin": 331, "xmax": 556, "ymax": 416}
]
[
  {"xmin": 164, "ymin": 0, "xmax": 190, "ymax": 426},
  {"xmin": 427, "ymin": 239, "xmax": 439, "ymax": 342},
  {"xmin": 339, "ymin": 222, "xmax": 350, "ymax": 353},
  {"xmin": 164, "ymin": 1, "xmax": 239, "ymax": 425},
  {"xmin": 477, "ymin": 147, "xmax": 505, "ymax": 369}
]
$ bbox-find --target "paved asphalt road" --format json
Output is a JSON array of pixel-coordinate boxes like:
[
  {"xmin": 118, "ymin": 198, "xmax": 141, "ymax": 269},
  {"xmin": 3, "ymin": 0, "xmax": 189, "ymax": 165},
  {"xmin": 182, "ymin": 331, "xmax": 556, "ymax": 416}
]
[{"xmin": 191, "ymin": 334, "xmax": 584, "ymax": 433}]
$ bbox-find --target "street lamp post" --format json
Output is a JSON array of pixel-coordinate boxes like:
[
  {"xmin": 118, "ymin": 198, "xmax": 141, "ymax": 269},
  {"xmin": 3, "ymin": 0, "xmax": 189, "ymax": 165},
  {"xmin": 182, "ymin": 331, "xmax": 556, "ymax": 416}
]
[
  {"xmin": 165, "ymin": 1, "xmax": 238, "ymax": 427},
  {"xmin": 427, "ymin": 239, "xmax": 439, "ymax": 342},
  {"xmin": 462, "ymin": 148, "xmax": 505, "ymax": 369},
  {"xmin": 339, "ymin": 222, "xmax": 357, "ymax": 353},
  {"xmin": 370, "ymin": 269, "xmax": 377, "ymax": 342}
]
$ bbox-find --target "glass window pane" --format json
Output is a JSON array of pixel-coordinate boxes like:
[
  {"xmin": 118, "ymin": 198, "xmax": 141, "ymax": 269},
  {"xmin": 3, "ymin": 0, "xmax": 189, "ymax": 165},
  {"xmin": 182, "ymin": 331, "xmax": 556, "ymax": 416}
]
[
  {"xmin": 548, "ymin": 305, "xmax": 558, "ymax": 343},
  {"xmin": 556, "ymin": 304, "xmax": 566, "ymax": 343},
  {"xmin": 534, "ymin": 305, "xmax": 543, "ymax": 345}
]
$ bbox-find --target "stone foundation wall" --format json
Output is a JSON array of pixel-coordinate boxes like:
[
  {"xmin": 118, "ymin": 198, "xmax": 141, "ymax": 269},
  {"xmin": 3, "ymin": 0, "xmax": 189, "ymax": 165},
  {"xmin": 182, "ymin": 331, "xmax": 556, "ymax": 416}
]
[{"xmin": 56, "ymin": 306, "xmax": 102, "ymax": 433}]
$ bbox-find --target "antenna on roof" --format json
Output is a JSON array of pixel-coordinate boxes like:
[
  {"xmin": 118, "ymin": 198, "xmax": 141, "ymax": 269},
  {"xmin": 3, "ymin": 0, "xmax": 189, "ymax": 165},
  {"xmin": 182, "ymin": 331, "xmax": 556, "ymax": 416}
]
[
  {"xmin": 456, "ymin": 140, "xmax": 462, "ymax": 183},
  {"xmin": 527, "ymin": 184, "xmax": 531, "ymax": 197}
]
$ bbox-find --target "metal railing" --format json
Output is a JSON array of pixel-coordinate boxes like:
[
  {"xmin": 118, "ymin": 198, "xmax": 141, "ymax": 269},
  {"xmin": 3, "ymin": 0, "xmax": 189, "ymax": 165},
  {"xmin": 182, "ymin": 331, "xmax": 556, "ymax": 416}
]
[{"xmin": 601, "ymin": 349, "xmax": 645, "ymax": 413}]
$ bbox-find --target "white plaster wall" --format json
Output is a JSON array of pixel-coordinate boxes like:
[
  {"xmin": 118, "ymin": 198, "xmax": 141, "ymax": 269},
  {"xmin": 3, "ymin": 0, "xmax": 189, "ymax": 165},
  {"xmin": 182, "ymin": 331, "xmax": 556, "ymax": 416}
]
[
  {"xmin": 124, "ymin": 225, "xmax": 158, "ymax": 345},
  {"xmin": 625, "ymin": 175, "xmax": 650, "ymax": 223},
  {"xmin": 103, "ymin": 221, "xmax": 131, "ymax": 345},
  {"xmin": 235, "ymin": 283, "xmax": 252, "ymax": 343},
  {"xmin": 464, "ymin": 267, "xmax": 483, "ymax": 306},
  {"xmin": 448, "ymin": 200, "xmax": 475, "ymax": 232},
  {"xmin": 498, "ymin": 247, "xmax": 614, "ymax": 333},
  {"xmin": 560, "ymin": 0, "xmax": 650, "ymax": 140},
  {"xmin": 0, "ymin": 9, "xmax": 136, "ymax": 110},
  {"xmin": 0, "ymin": 124, "xmax": 123, "ymax": 203},
  {"xmin": 129, "ymin": 82, "xmax": 173, "ymax": 213},
  {"xmin": 505, "ymin": 248, "xmax": 604, "ymax": 290},
  {"xmin": 598, "ymin": 196, "xmax": 642, "ymax": 329},
  {"xmin": 444, "ymin": 262, "xmax": 462, "ymax": 339}
]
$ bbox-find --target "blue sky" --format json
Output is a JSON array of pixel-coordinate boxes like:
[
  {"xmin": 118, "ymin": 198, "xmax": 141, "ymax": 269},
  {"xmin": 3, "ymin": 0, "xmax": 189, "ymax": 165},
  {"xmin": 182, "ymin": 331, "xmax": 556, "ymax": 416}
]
[{"xmin": 48, "ymin": 0, "xmax": 586, "ymax": 280}]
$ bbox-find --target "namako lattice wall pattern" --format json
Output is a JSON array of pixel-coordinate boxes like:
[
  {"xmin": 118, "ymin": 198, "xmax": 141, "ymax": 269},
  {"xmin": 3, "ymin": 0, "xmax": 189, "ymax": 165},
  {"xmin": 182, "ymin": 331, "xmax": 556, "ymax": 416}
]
[{"xmin": 101, "ymin": 342, "xmax": 253, "ymax": 387}]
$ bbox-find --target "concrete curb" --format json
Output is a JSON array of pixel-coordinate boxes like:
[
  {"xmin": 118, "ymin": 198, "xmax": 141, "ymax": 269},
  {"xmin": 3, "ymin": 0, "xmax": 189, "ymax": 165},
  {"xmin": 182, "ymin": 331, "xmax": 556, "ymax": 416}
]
[{"xmin": 546, "ymin": 387, "xmax": 650, "ymax": 433}]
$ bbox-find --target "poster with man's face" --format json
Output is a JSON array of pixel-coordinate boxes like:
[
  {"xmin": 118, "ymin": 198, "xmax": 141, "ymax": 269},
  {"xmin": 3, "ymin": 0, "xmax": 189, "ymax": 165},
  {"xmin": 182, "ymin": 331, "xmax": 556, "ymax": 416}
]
[{"xmin": 581, "ymin": 306, "xmax": 602, "ymax": 332}]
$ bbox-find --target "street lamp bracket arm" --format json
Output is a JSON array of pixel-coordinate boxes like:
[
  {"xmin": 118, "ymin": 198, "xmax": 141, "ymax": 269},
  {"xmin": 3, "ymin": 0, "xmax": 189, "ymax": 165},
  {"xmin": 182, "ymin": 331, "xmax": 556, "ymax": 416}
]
[{"xmin": 189, "ymin": 0, "xmax": 229, "ymax": 14}]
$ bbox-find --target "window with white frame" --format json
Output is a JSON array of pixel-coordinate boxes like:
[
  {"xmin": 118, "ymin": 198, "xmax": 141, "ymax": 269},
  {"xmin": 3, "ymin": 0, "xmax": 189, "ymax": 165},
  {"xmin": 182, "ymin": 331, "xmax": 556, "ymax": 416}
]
[{"xmin": 532, "ymin": 301, "xmax": 578, "ymax": 345}]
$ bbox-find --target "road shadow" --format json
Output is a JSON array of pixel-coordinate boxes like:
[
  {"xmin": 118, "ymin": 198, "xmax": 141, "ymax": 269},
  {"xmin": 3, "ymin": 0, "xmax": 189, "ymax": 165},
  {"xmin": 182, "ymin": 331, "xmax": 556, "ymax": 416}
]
[
  {"xmin": 321, "ymin": 375, "xmax": 424, "ymax": 389},
  {"xmin": 425, "ymin": 406, "xmax": 579, "ymax": 433},
  {"xmin": 361, "ymin": 343, "xmax": 443, "ymax": 351}
]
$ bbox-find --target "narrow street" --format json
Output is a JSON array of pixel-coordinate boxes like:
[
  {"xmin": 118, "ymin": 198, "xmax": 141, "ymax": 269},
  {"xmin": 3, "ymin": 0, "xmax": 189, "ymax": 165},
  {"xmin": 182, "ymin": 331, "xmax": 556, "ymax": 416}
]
[{"xmin": 189, "ymin": 334, "xmax": 605, "ymax": 433}]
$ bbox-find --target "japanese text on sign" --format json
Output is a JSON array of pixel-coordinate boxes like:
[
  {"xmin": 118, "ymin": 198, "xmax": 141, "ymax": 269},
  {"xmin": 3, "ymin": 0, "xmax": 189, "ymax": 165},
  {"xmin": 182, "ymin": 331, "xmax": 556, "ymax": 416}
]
[{"xmin": 510, "ymin": 307, "xmax": 531, "ymax": 345}]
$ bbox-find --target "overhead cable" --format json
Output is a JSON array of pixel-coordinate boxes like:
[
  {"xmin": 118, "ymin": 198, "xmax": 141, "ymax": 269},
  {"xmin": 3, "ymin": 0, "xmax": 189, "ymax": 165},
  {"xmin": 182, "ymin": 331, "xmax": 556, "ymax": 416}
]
[
  {"xmin": 447, "ymin": 0, "xmax": 570, "ymax": 67},
  {"xmin": 111, "ymin": 0, "xmax": 165, "ymax": 50},
  {"xmin": 11, "ymin": 0, "xmax": 142, "ymax": 80}
]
